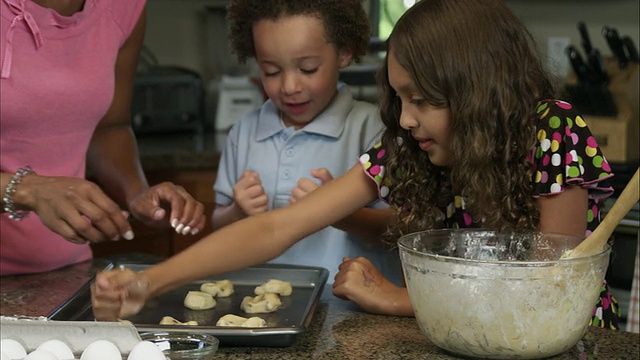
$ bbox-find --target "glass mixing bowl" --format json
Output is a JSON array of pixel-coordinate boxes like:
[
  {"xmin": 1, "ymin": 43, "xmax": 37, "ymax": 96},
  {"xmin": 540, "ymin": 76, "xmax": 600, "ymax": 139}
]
[{"xmin": 398, "ymin": 229, "xmax": 611, "ymax": 359}]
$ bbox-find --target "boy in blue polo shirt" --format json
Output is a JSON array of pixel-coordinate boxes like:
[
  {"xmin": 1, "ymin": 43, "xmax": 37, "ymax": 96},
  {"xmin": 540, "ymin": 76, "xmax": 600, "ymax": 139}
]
[{"xmin": 212, "ymin": 0, "xmax": 402, "ymax": 284}]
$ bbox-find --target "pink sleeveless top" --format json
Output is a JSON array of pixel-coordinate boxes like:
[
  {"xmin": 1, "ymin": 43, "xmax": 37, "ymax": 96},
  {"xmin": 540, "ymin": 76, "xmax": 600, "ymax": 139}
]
[{"xmin": 0, "ymin": 0, "xmax": 146, "ymax": 275}]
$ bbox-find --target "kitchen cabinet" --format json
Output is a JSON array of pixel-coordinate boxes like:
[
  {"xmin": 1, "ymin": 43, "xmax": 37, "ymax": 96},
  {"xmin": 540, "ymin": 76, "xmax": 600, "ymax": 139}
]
[{"xmin": 90, "ymin": 166, "xmax": 217, "ymax": 259}]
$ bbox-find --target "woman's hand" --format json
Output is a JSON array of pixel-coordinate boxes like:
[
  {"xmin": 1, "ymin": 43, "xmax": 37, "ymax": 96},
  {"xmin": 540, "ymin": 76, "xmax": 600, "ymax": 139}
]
[
  {"xmin": 128, "ymin": 181, "xmax": 206, "ymax": 235},
  {"xmin": 333, "ymin": 257, "xmax": 414, "ymax": 316},
  {"xmin": 91, "ymin": 268, "xmax": 150, "ymax": 321},
  {"xmin": 16, "ymin": 174, "xmax": 133, "ymax": 244}
]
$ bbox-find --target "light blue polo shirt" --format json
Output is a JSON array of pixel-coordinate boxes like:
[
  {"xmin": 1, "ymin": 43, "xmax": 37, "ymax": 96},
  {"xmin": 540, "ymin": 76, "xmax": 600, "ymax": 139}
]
[{"xmin": 214, "ymin": 83, "xmax": 404, "ymax": 284}]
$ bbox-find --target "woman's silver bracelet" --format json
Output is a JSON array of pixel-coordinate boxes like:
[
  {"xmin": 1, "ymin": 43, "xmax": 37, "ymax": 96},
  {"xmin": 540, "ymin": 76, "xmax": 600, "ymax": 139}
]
[{"xmin": 2, "ymin": 166, "xmax": 35, "ymax": 220}]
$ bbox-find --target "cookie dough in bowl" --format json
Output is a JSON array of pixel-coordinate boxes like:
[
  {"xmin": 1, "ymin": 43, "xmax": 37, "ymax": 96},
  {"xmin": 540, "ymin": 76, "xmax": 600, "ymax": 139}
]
[{"xmin": 398, "ymin": 229, "xmax": 610, "ymax": 359}]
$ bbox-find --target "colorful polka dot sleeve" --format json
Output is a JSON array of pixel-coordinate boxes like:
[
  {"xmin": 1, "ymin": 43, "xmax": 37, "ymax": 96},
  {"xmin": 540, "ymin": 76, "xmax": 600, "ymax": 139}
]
[
  {"xmin": 359, "ymin": 142, "xmax": 392, "ymax": 200},
  {"xmin": 529, "ymin": 99, "xmax": 614, "ymax": 234}
]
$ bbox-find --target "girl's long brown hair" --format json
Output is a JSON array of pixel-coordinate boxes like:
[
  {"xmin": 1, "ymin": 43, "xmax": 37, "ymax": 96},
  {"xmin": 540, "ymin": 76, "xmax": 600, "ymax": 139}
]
[{"xmin": 378, "ymin": 0, "xmax": 556, "ymax": 241}]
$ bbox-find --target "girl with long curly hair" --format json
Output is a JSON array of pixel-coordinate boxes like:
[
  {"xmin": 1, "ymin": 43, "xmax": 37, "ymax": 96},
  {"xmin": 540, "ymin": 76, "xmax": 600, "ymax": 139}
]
[{"xmin": 92, "ymin": 0, "xmax": 617, "ymax": 329}]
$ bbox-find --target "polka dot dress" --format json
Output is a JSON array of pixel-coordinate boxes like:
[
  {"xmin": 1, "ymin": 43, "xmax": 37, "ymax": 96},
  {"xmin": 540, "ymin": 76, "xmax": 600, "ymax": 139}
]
[
  {"xmin": 359, "ymin": 99, "xmax": 618, "ymax": 328},
  {"xmin": 530, "ymin": 100, "xmax": 614, "ymax": 234}
]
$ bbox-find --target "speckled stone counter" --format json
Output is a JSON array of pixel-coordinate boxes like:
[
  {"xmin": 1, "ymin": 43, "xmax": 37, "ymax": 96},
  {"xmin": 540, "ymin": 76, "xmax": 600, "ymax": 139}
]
[{"xmin": 2, "ymin": 255, "xmax": 638, "ymax": 360}]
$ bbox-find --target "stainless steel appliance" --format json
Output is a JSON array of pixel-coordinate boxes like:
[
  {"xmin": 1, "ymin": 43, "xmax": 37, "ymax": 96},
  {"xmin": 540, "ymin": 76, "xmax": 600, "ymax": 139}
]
[{"xmin": 131, "ymin": 66, "xmax": 205, "ymax": 137}]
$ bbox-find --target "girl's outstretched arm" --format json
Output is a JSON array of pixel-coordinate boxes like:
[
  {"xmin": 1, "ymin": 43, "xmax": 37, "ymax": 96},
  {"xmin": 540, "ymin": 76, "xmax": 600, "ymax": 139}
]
[
  {"xmin": 290, "ymin": 167, "xmax": 395, "ymax": 243},
  {"xmin": 331, "ymin": 207, "xmax": 395, "ymax": 244},
  {"xmin": 92, "ymin": 165, "xmax": 378, "ymax": 321}
]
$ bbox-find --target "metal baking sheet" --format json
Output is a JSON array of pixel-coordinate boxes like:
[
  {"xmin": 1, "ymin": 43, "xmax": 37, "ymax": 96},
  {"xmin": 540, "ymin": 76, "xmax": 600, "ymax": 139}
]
[{"xmin": 48, "ymin": 262, "xmax": 329, "ymax": 347}]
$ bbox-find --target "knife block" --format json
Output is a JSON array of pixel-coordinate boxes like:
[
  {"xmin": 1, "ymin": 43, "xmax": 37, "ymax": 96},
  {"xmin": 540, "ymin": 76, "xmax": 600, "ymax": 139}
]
[{"xmin": 564, "ymin": 57, "xmax": 639, "ymax": 163}]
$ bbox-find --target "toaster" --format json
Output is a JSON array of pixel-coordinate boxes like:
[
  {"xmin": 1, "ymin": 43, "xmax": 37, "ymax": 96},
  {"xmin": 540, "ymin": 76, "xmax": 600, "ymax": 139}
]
[{"xmin": 131, "ymin": 66, "xmax": 205, "ymax": 135}]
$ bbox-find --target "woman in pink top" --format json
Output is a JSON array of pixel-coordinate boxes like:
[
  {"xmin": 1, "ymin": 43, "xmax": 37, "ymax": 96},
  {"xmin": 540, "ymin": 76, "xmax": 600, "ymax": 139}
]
[{"xmin": 0, "ymin": 0, "xmax": 206, "ymax": 275}]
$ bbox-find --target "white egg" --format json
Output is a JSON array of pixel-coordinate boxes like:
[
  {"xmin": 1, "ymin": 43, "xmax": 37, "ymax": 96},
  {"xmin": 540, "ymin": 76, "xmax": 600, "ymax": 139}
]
[
  {"xmin": 2, "ymin": 351, "xmax": 11, "ymax": 360},
  {"xmin": 0, "ymin": 339, "xmax": 27, "ymax": 359},
  {"xmin": 126, "ymin": 341, "xmax": 165, "ymax": 360},
  {"xmin": 80, "ymin": 340, "xmax": 122, "ymax": 360},
  {"xmin": 36, "ymin": 340, "xmax": 74, "ymax": 360},
  {"xmin": 24, "ymin": 349, "xmax": 59, "ymax": 360}
]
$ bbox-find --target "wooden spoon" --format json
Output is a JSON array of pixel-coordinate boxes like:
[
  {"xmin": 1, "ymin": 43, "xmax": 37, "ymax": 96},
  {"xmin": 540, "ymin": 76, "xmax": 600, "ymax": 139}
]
[{"xmin": 561, "ymin": 167, "xmax": 639, "ymax": 259}]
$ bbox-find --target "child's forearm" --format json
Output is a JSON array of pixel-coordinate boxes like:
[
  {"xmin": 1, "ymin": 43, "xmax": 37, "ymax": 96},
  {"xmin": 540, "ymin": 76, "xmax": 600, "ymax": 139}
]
[
  {"xmin": 146, "ymin": 210, "xmax": 288, "ymax": 297},
  {"xmin": 387, "ymin": 287, "xmax": 414, "ymax": 317},
  {"xmin": 332, "ymin": 207, "xmax": 394, "ymax": 244},
  {"xmin": 366, "ymin": 284, "xmax": 414, "ymax": 317},
  {"xmin": 148, "ymin": 166, "xmax": 377, "ymax": 297}
]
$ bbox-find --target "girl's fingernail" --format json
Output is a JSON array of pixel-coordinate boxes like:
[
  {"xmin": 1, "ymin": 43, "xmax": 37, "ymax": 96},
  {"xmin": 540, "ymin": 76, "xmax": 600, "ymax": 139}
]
[
  {"xmin": 136, "ymin": 279, "xmax": 148, "ymax": 291},
  {"xmin": 191, "ymin": 228, "xmax": 199, "ymax": 236},
  {"xmin": 182, "ymin": 226, "xmax": 191, "ymax": 235},
  {"xmin": 175, "ymin": 223, "xmax": 184, "ymax": 234},
  {"xmin": 171, "ymin": 218, "xmax": 179, "ymax": 228},
  {"xmin": 123, "ymin": 231, "xmax": 135, "ymax": 240}
]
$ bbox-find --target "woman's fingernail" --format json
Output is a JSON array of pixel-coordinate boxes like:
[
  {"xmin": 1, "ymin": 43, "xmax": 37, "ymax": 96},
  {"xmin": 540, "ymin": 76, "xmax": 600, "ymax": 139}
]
[
  {"xmin": 154, "ymin": 209, "xmax": 164, "ymax": 219},
  {"xmin": 123, "ymin": 231, "xmax": 135, "ymax": 240},
  {"xmin": 171, "ymin": 218, "xmax": 179, "ymax": 228},
  {"xmin": 182, "ymin": 226, "xmax": 191, "ymax": 235},
  {"xmin": 111, "ymin": 235, "xmax": 120, "ymax": 241},
  {"xmin": 191, "ymin": 228, "xmax": 199, "ymax": 236},
  {"xmin": 175, "ymin": 223, "xmax": 184, "ymax": 234}
]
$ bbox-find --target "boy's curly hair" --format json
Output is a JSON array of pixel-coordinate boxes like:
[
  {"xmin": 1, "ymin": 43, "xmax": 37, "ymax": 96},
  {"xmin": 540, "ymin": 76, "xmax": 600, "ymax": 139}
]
[
  {"xmin": 378, "ymin": 0, "xmax": 557, "ymax": 241},
  {"xmin": 226, "ymin": 0, "xmax": 370, "ymax": 63}
]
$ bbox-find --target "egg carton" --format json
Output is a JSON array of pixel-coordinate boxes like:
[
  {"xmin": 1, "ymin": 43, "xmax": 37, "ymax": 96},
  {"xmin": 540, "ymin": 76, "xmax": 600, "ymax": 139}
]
[{"xmin": 0, "ymin": 316, "xmax": 143, "ymax": 359}]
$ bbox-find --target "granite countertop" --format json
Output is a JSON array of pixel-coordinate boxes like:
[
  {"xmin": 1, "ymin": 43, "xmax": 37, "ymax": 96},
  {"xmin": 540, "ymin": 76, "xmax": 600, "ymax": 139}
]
[{"xmin": 1, "ymin": 255, "xmax": 639, "ymax": 360}]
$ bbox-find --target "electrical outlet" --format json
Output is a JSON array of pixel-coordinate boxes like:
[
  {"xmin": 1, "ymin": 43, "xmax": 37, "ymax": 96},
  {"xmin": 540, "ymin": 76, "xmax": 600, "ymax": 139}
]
[{"xmin": 547, "ymin": 36, "xmax": 572, "ymax": 79}]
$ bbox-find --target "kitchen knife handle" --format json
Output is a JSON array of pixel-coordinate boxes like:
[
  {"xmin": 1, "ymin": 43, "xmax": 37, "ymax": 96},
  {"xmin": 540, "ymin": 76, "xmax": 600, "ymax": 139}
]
[
  {"xmin": 621, "ymin": 36, "xmax": 639, "ymax": 63},
  {"xmin": 566, "ymin": 45, "xmax": 593, "ymax": 84},
  {"xmin": 602, "ymin": 26, "xmax": 629, "ymax": 68},
  {"xmin": 577, "ymin": 21, "xmax": 593, "ymax": 55},
  {"xmin": 588, "ymin": 49, "xmax": 609, "ymax": 83}
]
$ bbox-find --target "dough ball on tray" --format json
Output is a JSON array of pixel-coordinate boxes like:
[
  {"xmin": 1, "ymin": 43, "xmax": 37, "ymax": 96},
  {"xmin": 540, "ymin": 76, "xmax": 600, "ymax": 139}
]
[
  {"xmin": 159, "ymin": 315, "xmax": 198, "ymax": 326},
  {"xmin": 254, "ymin": 279, "xmax": 292, "ymax": 296},
  {"xmin": 200, "ymin": 279, "xmax": 234, "ymax": 297},
  {"xmin": 241, "ymin": 293, "xmax": 282, "ymax": 313},
  {"xmin": 184, "ymin": 291, "xmax": 216, "ymax": 310},
  {"xmin": 216, "ymin": 314, "xmax": 267, "ymax": 327}
]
